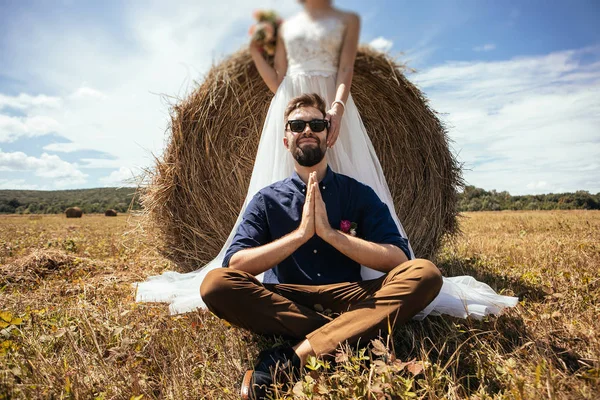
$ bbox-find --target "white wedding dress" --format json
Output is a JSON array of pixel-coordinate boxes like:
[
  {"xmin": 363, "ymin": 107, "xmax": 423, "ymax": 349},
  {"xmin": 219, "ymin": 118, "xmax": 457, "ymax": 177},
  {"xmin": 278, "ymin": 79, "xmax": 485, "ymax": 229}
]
[{"xmin": 135, "ymin": 11, "xmax": 518, "ymax": 318}]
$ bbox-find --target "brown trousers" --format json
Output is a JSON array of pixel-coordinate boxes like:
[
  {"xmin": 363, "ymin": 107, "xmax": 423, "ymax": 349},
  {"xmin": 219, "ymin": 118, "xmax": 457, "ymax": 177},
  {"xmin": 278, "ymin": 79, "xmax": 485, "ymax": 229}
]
[{"xmin": 200, "ymin": 259, "xmax": 443, "ymax": 356}]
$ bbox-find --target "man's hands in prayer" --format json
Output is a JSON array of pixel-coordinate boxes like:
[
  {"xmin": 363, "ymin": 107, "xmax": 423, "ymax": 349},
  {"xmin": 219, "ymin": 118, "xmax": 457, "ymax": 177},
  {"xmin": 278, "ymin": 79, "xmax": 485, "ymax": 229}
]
[
  {"xmin": 297, "ymin": 172, "xmax": 334, "ymax": 243},
  {"xmin": 297, "ymin": 172, "xmax": 316, "ymax": 241},
  {"xmin": 296, "ymin": 172, "xmax": 408, "ymax": 272},
  {"xmin": 313, "ymin": 180, "xmax": 334, "ymax": 240}
]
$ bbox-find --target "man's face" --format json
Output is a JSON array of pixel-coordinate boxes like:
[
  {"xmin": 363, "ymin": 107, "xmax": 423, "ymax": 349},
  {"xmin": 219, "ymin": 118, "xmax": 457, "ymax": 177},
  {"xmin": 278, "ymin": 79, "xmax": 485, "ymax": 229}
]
[{"xmin": 284, "ymin": 106, "xmax": 328, "ymax": 167}]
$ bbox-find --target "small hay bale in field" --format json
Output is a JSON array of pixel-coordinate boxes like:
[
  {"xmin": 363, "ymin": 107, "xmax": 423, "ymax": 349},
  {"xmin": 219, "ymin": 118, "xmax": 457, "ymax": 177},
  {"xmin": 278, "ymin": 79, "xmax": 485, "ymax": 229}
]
[
  {"xmin": 65, "ymin": 207, "xmax": 83, "ymax": 218},
  {"xmin": 140, "ymin": 46, "xmax": 462, "ymax": 271},
  {"xmin": 105, "ymin": 209, "xmax": 118, "ymax": 217},
  {"xmin": 1, "ymin": 250, "xmax": 77, "ymax": 284}
]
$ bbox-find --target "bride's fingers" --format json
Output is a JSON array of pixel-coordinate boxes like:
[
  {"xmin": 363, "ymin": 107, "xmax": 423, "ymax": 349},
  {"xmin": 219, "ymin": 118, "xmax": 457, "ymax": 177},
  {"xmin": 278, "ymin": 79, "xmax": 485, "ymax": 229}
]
[
  {"xmin": 327, "ymin": 123, "xmax": 335, "ymax": 147},
  {"xmin": 328, "ymin": 126, "xmax": 338, "ymax": 147}
]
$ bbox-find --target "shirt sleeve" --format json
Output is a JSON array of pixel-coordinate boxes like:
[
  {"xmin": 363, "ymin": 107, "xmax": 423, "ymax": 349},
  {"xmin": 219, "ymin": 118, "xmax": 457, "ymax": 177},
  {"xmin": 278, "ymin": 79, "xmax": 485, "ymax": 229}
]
[
  {"xmin": 222, "ymin": 192, "xmax": 270, "ymax": 267},
  {"xmin": 359, "ymin": 185, "xmax": 411, "ymax": 260}
]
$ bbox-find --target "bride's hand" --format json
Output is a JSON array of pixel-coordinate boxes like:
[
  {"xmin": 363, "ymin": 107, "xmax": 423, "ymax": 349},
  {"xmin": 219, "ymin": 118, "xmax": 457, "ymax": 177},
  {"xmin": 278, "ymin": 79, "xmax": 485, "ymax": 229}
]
[
  {"xmin": 325, "ymin": 103, "xmax": 344, "ymax": 147},
  {"xmin": 249, "ymin": 40, "xmax": 261, "ymax": 55}
]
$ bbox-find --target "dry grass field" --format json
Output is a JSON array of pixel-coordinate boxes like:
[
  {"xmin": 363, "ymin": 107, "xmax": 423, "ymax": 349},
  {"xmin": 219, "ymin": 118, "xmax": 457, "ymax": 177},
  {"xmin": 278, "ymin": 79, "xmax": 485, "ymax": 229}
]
[{"xmin": 0, "ymin": 211, "xmax": 598, "ymax": 399}]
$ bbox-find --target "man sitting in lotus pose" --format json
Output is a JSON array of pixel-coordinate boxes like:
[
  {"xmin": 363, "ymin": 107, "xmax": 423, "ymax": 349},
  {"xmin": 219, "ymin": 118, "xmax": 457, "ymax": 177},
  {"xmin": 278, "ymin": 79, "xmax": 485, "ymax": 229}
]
[{"xmin": 200, "ymin": 93, "xmax": 443, "ymax": 399}]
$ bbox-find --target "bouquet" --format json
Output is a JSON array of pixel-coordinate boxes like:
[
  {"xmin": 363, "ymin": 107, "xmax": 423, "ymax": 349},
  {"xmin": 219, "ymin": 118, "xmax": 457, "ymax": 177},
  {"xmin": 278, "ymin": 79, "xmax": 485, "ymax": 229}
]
[{"xmin": 249, "ymin": 10, "xmax": 282, "ymax": 56}]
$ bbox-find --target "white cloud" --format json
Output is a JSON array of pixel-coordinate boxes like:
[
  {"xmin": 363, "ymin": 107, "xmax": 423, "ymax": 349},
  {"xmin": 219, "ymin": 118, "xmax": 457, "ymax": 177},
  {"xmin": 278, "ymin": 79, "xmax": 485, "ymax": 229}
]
[
  {"xmin": 473, "ymin": 43, "xmax": 496, "ymax": 52},
  {"xmin": 99, "ymin": 166, "xmax": 140, "ymax": 187},
  {"xmin": 79, "ymin": 158, "xmax": 125, "ymax": 169},
  {"xmin": 369, "ymin": 36, "xmax": 393, "ymax": 52},
  {"xmin": 70, "ymin": 86, "xmax": 108, "ymax": 100},
  {"xmin": 415, "ymin": 47, "xmax": 600, "ymax": 195},
  {"xmin": 0, "ymin": 114, "xmax": 62, "ymax": 142},
  {"xmin": 0, "ymin": 1, "xmax": 302, "ymax": 189},
  {"xmin": 527, "ymin": 181, "xmax": 548, "ymax": 192},
  {"xmin": 0, "ymin": 149, "xmax": 87, "ymax": 184},
  {"xmin": 0, "ymin": 179, "xmax": 40, "ymax": 190},
  {"xmin": 0, "ymin": 93, "xmax": 62, "ymax": 110},
  {"xmin": 43, "ymin": 142, "xmax": 84, "ymax": 153}
]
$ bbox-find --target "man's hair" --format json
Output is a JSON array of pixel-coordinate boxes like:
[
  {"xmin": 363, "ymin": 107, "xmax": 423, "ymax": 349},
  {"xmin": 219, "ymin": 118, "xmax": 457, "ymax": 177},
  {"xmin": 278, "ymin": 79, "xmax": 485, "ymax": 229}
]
[{"xmin": 284, "ymin": 93, "xmax": 327, "ymax": 122}]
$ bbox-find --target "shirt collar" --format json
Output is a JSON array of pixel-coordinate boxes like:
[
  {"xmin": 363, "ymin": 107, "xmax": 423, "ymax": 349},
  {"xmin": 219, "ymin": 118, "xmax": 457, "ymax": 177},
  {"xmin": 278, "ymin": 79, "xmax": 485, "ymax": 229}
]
[
  {"xmin": 290, "ymin": 165, "xmax": 334, "ymax": 191},
  {"xmin": 321, "ymin": 165, "xmax": 335, "ymax": 187}
]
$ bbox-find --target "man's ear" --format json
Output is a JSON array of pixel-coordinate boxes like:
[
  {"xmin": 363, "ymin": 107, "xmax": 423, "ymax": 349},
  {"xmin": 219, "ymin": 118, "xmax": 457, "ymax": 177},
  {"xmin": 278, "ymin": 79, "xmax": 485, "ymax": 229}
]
[{"xmin": 283, "ymin": 136, "xmax": 289, "ymax": 149}]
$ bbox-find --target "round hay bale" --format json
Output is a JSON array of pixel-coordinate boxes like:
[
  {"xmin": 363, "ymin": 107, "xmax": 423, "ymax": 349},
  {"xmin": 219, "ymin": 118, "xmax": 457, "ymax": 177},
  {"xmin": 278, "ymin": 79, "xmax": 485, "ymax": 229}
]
[
  {"xmin": 65, "ymin": 207, "xmax": 83, "ymax": 218},
  {"xmin": 105, "ymin": 209, "xmax": 118, "ymax": 217},
  {"xmin": 141, "ymin": 46, "xmax": 462, "ymax": 271}
]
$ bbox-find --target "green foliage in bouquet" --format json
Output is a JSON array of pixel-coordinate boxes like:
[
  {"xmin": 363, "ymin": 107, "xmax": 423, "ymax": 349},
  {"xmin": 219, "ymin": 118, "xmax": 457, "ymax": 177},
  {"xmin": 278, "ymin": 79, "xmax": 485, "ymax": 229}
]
[{"xmin": 249, "ymin": 9, "xmax": 282, "ymax": 56}]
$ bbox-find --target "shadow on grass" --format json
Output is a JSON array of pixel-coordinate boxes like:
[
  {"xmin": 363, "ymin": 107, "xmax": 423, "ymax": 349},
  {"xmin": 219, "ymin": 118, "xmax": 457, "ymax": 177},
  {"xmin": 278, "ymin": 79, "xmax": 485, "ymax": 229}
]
[
  {"xmin": 434, "ymin": 254, "xmax": 586, "ymax": 374},
  {"xmin": 437, "ymin": 253, "xmax": 549, "ymax": 302},
  {"xmin": 389, "ymin": 313, "xmax": 527, "ymax": 396},
  {"xmin": 236, "ymin": 254, "xmax": 586, "ymax": 398}
]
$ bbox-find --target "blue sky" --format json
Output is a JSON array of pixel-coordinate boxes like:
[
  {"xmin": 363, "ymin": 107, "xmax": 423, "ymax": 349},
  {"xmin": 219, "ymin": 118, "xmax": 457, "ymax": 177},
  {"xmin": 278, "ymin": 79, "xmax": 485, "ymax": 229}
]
[{"xmin": 0, "ymin": 0, "xmax": 598, "ymax": 194}]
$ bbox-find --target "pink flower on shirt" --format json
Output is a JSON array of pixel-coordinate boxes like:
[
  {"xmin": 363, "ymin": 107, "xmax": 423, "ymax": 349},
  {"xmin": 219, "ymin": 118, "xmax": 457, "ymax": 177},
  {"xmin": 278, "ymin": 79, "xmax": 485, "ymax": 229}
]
[{"xmin": 340, "ymin": 220, "xmax": 357, "ymax": 236}]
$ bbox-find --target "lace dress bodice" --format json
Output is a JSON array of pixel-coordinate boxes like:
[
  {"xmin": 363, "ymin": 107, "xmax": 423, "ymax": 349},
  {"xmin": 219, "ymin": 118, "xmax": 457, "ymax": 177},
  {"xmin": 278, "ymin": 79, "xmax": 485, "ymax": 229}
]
[{"xmin": 282, "ymin": 12, "xmax": 346, "ymax": 76}]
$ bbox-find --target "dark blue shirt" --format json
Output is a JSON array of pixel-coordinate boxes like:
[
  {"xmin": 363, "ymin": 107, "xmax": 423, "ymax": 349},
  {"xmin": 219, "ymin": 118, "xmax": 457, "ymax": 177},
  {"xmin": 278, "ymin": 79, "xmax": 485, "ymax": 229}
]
[{"xmin": 223, "ymin": 166, "xmax": 411, "ymax": 285}]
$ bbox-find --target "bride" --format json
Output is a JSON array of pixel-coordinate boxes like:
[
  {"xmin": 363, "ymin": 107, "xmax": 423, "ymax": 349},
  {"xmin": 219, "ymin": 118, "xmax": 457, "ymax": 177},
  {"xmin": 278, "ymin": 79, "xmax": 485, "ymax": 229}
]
[{"xmin": 135, "ymin": 0, "xmax": 518, "ymax": 318}]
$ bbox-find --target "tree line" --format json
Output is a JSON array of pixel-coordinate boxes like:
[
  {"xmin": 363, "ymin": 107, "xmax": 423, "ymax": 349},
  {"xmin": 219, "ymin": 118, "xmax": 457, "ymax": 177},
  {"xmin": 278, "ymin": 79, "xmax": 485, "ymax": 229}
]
[
  {"xmin": 1, "ymin": 186, "xmax": 598, "ymax": 214},
  {"xmin": 0, "ymin": 188, "xmax": 142, "ymax": 214},
  {"xmin": 458, "ymin": 186, "xmax": 600, "ymax": 211}
]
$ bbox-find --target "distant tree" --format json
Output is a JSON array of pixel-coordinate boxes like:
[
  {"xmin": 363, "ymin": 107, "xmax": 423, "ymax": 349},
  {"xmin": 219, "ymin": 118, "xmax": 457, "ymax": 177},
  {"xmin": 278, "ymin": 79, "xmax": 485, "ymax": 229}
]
[{"xmin": 0, "ymin": 204, "xmax": 15, "ymax": 213}]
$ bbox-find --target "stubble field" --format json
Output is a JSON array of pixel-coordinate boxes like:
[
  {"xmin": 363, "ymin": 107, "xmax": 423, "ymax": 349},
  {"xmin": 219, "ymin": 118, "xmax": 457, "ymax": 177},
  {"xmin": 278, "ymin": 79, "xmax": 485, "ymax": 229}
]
[{"xmin": 0, "ymin": 211, "xmax": 598, "ymax": 399}]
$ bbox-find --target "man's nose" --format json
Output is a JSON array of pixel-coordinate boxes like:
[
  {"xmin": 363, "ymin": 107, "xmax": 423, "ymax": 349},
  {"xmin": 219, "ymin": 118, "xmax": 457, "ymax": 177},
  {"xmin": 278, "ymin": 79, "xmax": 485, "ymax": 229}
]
[{"xmin": 302, "ymin": 123, "xmax": 313, "ymax": 135}]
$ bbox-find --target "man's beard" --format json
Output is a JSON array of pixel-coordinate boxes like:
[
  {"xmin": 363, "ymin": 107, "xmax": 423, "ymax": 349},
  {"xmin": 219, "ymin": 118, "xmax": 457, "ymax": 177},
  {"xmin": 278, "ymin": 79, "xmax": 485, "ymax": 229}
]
[{"xmin": 292, "ymin": 136, "xmax": 327, "ymax": 167}]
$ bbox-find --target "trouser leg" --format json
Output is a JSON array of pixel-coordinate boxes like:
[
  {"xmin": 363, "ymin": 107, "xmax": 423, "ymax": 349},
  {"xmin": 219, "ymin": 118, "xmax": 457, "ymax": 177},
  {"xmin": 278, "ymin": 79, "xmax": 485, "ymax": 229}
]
[
  {"xmin": 200, "ymin": 268, "xmax": 330, "ymax": 339},
  {"xmin": 305, "ymin": 259, "xmax": 443, "ymax": 356},
  {"xmin": 200, "ymin": 259, "xmax": 442, "ymax": 356}
]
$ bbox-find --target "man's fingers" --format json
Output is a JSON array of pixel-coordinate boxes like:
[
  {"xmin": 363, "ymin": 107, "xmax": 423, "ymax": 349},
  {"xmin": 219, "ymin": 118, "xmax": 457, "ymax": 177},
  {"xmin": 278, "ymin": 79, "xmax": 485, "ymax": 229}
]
[
  {"xmin": 306, "ymin": 174, "xmax": 316, "ymax": 212},
  {"xmin": 314, "ymin": 182, "xmax": 322, "ymax": 202}
]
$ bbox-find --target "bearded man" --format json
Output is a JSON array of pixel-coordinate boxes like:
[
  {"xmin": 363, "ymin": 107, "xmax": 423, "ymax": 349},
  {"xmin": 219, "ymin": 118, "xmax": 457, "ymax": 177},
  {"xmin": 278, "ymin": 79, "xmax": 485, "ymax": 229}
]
[{"xmin": 200, "ymin": 93, "xmax": 443, "ymax": 400}]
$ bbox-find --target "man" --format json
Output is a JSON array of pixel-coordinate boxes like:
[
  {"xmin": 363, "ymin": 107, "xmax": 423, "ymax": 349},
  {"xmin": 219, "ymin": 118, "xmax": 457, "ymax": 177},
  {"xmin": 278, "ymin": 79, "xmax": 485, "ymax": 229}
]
[{"xmin": 200, "ymin": 93, "xmax": 443, "ymax": 399}]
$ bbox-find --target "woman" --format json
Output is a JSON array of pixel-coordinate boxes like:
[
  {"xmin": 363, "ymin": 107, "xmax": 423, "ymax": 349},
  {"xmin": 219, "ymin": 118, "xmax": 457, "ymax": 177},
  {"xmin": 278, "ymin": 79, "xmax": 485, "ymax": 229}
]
[
  {"xmin": 250, "ymin": 2, "xmax": 357, "ymax": 149},
  {"xmin": 246, "ymin": 0, "xmax": 414, "ymax": 280},
  {"xmin": 135, "ymin": 0, "xmax": 518, "ymax": 318}
]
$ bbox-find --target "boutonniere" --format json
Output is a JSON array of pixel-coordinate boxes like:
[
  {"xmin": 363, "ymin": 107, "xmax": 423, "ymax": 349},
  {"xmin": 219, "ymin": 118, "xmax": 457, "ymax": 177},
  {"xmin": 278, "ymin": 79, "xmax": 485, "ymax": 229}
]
[{"xmin": 340, "ymin": 220, "xmax": 358, "ymax": 237}]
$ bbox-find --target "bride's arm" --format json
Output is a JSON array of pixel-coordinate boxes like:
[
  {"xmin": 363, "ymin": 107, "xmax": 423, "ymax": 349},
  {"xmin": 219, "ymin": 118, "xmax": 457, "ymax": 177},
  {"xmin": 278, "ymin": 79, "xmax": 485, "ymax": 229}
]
[
  {"xmin": 327, "ymin": 12, "xmax": 360, "ymax": 147},
  {"xmin": 250, "ymin": 26, "xmax": 288, "ymax": 94}
]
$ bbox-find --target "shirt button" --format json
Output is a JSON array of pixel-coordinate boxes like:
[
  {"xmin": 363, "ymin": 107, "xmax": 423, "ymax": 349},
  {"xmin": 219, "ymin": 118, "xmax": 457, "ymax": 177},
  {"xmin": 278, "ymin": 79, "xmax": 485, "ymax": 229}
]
[
  {"xmin": 313, "ymin": 249, "xmax": 318, "ymax": 254},
  {"xmin": 322, "ymin": 186, "xmax": 326, "ymax": 190},
  {"xmin": 317, "ymin": 273, "xmax": 321, "ymax": 277},
  {"xmin": 302, "ymin": 188, "xmax": 305, "ymax": 192}
]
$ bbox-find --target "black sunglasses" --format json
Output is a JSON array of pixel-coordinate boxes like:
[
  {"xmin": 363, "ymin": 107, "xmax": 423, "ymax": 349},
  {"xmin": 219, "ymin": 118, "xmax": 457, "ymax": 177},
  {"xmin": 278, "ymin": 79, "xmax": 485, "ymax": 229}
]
[{"xmin": 286, "ymin": 119, "xmax": 329, "ymax": 133}]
